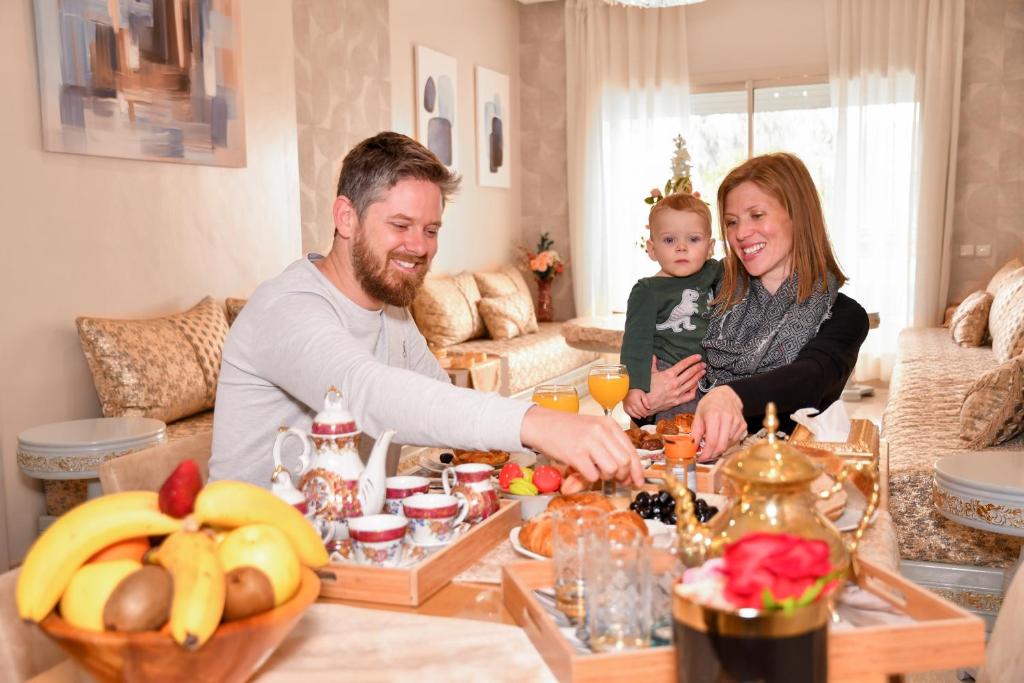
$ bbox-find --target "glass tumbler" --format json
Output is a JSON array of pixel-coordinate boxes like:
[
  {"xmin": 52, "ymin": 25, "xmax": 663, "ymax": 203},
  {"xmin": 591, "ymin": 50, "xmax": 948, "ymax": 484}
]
[
  {"xmin": 584, "ymin": 521, "xmax": 652, "ymax": 652},
  {"xmin": 552, "ymin": 505, "xmax": 608, "ymax": 625}
]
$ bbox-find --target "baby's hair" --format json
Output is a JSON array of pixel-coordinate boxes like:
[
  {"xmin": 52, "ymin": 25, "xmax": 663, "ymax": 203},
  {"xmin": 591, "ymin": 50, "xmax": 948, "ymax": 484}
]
[{"xmin": 649, "ymin": 193, "xmax": 712, "ymax": 236}]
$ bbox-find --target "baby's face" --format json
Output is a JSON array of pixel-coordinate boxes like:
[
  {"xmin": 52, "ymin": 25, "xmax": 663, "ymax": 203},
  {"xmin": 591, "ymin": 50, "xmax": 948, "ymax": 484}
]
[{"xmin": 646, "ymin": 209, "xmax": 714, "ymax": 277}]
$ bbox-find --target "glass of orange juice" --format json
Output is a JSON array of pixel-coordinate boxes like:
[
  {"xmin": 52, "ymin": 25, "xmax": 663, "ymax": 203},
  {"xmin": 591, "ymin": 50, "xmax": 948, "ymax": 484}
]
[
  {"xmin": 532, "ymin": 384, "xmax": 580, "ymax": 413},
  {"xmin": 588, "ymin": 364, "xmax": 629, "ymax": 418}
]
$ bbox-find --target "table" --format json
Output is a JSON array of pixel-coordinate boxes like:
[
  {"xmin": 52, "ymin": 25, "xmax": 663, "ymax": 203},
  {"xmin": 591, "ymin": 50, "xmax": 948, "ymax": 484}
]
[
  {"xmin": 934, "ymin": 451, "xmax": 1024, "ymax": 588},
  {"xmin": 438, "ymin": 353, "xmax": 503, "ymax": 393},
  {"xmin": 561, "ymin": 314, "xmax": 625, "ymax": 354},
  {"xmin": 16, "ymin": 417, "xmax": 166, "ymax": 531}
]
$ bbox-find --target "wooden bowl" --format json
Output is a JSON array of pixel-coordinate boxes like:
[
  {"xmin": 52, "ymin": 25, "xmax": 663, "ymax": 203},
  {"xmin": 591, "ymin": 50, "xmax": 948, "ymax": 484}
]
[{"xmin": 39, "ymin": 566, "xmax": 320, "ymax": 683}]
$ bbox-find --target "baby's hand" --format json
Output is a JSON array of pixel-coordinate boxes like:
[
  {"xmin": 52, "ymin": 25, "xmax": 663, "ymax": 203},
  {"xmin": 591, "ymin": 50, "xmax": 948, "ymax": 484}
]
[{"xmin": 623, "ymin": 389, "xmax": 649, "ymax": 420}]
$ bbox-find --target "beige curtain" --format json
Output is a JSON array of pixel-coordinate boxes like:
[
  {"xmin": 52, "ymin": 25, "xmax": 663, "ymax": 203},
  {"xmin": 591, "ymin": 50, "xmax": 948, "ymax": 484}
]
[
  {"xmin": 564, "ymin": 0, "xmax": 691, "ymax": 316},
  {"xmin": 826, "ymin": 0, "xmax": 965, "ymax": 381}
]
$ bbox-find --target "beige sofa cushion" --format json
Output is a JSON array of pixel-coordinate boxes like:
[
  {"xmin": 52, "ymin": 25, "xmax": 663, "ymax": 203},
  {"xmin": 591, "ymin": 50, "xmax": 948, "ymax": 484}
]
[
  {"xmin": 76, "ymin": 297, "xmax": 229, "ymax": 423},
  {"xmin": 949, "ymin": 290, "xmax": 992, "ymax": 347},
  {"xmin": 478, "ymin": 294, "xmax": 537, "ymax": 340},
  {"xmin": 960, "ymin": 357, "xmax": 1024, "ymax": 449},
  {"xmin": 225, "ymin": 297, "xmax": 247, "ymax": 326},
  {"xmin": 989, "ymin": 268, "xmax": 1024, "ymax": 362},
  {"xmin": 412, "ymin": 272, "xmax": 486, "ymax": 347},
  {"xmin": 986, "ymin": 258, "xmax": 1024, "ymax": 296},
  {"xmin": 473, "ymin": 266, "xmax": 538, "ymax": 335}
]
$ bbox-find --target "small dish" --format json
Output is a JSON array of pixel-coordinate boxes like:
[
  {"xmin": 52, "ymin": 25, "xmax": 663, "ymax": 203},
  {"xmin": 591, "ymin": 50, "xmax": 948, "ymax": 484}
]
[
  {"xmin": 509, "ymin": 526, "xmax": 547, "ymax": 561},
  {"xmin": 498, "ymin": 491, "xmax": 554, "ymax": 519}
]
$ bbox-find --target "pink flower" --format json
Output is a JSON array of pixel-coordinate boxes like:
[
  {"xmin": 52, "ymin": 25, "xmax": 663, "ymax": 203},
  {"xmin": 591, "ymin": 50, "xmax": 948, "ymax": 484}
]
[
  {"xmin": 650, "ymin": 188, "xmax": 662, "ymax": 198},
  {"xmin": 532, "ymin": 252, "xmax": 552, "ymax": 272}
]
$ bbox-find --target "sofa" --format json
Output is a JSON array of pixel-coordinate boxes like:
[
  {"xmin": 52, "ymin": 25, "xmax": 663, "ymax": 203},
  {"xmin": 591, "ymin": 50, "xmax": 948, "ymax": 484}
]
[{"xmin": 882, "ymin": 257, "xmax": 1024, "ymax": 618}]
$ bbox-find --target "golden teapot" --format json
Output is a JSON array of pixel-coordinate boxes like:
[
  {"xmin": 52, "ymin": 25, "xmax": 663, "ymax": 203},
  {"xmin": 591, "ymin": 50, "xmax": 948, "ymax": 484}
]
[{"xmin": 666, "ymin": 403, "xmax": 879, "ymax": 577}]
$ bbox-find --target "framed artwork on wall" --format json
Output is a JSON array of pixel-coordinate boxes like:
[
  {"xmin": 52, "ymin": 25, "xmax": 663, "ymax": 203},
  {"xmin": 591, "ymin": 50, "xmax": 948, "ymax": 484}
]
[
  {"xmin": 414, "ymin": 45, "xmax": 458, "ymax": 171},
  {"xmin": 475, "ymin": 66, "xmax": 510, "ymax": 188},
  {"xmin": 32, "ymin": 0, "xmax": 246, "ymax": 167}
]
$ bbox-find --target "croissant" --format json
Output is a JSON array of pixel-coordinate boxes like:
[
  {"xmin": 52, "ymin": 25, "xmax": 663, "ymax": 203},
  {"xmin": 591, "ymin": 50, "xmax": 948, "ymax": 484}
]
[
  {"xmin": 546, "ymin": 492, "xmax": 615, "ymax": 513},
  {"xmin": 655, "ymin": 413, "xmax": 695, "ymax": 435},
  {"xmin": 519, "ymin": 512, "xmax": 554, "ymax": 557},
  {"xmin": 607, "ymin": 510, "xmax": 649, "ymax": 538}
]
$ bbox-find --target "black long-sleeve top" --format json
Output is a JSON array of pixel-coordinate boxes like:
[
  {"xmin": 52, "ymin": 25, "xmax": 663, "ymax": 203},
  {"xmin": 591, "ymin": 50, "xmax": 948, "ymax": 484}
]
[{"xmin": 725, "ymin": 293, "xmax": 870, "ymax": 435}]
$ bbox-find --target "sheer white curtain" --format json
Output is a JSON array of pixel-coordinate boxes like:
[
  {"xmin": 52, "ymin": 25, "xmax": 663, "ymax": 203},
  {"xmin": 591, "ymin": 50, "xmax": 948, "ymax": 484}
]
[
  {"xmin": 564, "ymin": 0, "xmax": 690, "ymax": 316},
  {"xmin": 825, "ymin": 0, "xmax": 964, "ymax": 381}
]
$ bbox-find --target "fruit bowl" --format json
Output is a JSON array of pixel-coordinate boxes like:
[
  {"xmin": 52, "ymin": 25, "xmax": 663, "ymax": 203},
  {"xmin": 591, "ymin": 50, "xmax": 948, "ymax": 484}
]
[
  {"xmin": 38, "ymin": 566, "xmax": 320, "ymax": 683},
  {"xmin": 500, "ymin": 491, "xmax": 555, "ymax": 519}
]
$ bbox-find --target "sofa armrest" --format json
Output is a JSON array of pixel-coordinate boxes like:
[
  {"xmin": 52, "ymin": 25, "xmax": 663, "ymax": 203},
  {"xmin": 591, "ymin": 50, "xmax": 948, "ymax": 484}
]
[{"xmin": 99, "ymin": 432, "xmax": 212, "ymax": 493}]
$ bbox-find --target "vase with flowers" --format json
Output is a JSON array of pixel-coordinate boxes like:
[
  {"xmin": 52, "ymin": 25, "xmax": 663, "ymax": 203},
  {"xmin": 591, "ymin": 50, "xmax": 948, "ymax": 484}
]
[{"xmin": 522, "ymin": 232, "xmax": 566, "ymax": 323}]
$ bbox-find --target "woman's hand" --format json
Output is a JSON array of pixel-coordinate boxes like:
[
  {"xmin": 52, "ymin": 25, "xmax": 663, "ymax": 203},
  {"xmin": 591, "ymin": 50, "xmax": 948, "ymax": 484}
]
[
  {"xmin": 691, "ymin": 385, "xmax": 747, "ymax": 461},
  {"xmin": 623, "ymin": 389, "xmax": 649, "ymax": 421},
  {"xmin": 645, "ymin": 355, "xmax": 705, "ymax": 414}
]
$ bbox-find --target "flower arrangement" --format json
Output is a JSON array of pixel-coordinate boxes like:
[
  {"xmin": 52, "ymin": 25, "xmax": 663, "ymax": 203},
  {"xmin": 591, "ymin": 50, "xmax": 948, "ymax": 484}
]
[
  {"xmin": 644, "ymin": 134, "xmax": 696, "ymax": 206},
  {"xmin": 677, "ymin": 532, "xmax": 839, "ymax": 615},
  {"xmin": 523, "ymin": 232, "xmax": 566, "ymax": 283}
]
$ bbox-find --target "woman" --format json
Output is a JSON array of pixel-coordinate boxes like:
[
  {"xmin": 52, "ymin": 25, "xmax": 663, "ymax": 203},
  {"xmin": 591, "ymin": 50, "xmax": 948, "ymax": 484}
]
[{"xmin": 646, "ymin": 152, "xmax": 868, "ymax": 459}]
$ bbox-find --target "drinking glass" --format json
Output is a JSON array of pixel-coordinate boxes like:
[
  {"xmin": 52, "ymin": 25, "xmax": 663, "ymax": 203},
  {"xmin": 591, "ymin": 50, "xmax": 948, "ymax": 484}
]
[
  {"xmin": 584, "ymin": 520, "xmax": 652, "ymax": 652},
  {"xmin": 532, "ymin": 384, "xmax": 580, "ymax": 414},
  {"xmin": 587, "ymin": 364, "xmax": 629, "ymax": 418},
  {"xmin": 552, "ymin": 505, "xmax": 608, "ymax": 625}
]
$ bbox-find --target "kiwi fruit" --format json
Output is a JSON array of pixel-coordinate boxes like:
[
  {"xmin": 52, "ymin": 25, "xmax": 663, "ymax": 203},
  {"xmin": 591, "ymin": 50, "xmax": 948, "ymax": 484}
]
[
  {"xmin": 103, "ymin": 565, "xmax": 173, "ymax": 632},
  {"xmin": 223, "ymin": 566, "xmax": 275, "ymax": 621}
]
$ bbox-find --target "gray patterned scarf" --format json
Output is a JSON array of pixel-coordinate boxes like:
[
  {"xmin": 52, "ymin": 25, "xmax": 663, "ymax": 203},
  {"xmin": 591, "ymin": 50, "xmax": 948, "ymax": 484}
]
[{"xmin": 698, "ymin": 272, "xmax": 838, "ymax": 393}]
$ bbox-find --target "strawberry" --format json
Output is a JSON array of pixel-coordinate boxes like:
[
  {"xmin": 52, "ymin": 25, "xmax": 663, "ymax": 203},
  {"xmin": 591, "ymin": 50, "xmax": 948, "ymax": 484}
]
[
  {"xmin": 532, "ymin": 466, "xmax": 562, "ymax": 494},
  {"xmin": 158, "ymin": 459, "xmax": 203, "ymax": 518},
  {"xmin": 498, "ymin": 463, "xmax": 524, "ymax": 491}
]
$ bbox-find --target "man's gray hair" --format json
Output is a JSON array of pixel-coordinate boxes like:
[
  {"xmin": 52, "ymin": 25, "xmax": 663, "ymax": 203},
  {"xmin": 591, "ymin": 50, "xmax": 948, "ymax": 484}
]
[{"xmin": 336, "ymin": 132, "xmax": 461, "ymax": 220}]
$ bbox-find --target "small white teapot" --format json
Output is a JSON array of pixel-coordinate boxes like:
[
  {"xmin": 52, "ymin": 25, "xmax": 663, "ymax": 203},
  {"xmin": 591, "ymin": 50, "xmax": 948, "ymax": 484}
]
[{"xmin": 272, "ymin": 387, "xmax": 396, "ymax": 542}]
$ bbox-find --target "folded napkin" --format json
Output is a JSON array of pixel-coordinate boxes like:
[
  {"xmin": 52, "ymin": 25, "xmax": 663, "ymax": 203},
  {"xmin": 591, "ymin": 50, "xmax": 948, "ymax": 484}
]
[
  {"xmin": 831, "ymin": 584, "xmax": 915, "ymax": 630},
  {"xmin": 791, "ymin": 400, "xmax": 852, "ymax": 442}
]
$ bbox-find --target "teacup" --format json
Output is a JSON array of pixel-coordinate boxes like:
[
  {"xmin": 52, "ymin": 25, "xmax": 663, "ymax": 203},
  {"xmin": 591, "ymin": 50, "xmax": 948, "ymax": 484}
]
[
  {"xmin": 385, "ymin": 476, "xmax": 431, "ymax": 515},
  {"xmin": 402, "ymin": 493, "xmax": 468, "ymax": 546},
  {"xmin": 442, "ymin": 463, "xmax": 499, "ymax": 523},
  {"xmin": 347, "ymin": 514, "xmax": 408, "ymax": 567}
]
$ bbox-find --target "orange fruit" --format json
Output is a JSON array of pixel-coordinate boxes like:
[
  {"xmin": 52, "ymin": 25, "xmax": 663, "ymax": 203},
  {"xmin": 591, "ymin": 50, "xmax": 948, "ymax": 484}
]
[{"xmin": 87, "ymin": 536, "xmax": 151, "ymax": 564}]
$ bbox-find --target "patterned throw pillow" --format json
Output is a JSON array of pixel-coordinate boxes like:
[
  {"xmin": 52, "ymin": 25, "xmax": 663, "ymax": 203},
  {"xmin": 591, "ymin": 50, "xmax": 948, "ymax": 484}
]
[
  {"xmin": 478, "ymin": 294, "xmax": 538, "ymax": 340},
  {"xmin": 986, "ymin": 258, "xmax": 1024, "ymax": 296},
  {"xmin": 76, "ymin": 297, "xmax": 229, "ymax": 423},
  {"xmin": 411, "ymin": 272, "xmax": 486, "ymax": 347},
  {"xmin": 949, "ymin": 290, "xmax": 993, "ymax": 347},
  {"xmin": 989, "ymin": 268, "xmax": 1024, "ymax": 362},
  {"xmin": 473, "ymin": 266, "xmax": 539, "ymax": 334},
  {"xmin": 960, "ymin": 357, "xmax": 1024, "ymax": 449}
]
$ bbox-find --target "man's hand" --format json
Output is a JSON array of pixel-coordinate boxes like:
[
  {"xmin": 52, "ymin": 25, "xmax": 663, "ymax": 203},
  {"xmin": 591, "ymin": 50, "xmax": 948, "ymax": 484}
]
[
  {"xmin": 691, "ymin": 385, "xmax": 747, "ymax": 461},
  {"xmin": 623, "ymin": 389, "xmax": 650, "ymax": 421},
  {"xmin": 645, "ymin": 355, "xmax": 705, "ymax": 414},
  {"xmin": 520, "ymin": 406, "xmax": 644, "ymax": 487}
]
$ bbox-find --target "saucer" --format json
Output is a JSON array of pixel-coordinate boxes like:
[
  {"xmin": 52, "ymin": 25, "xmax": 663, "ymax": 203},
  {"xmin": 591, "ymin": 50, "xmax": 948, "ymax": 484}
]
[{"xmin": 405, "ymin": 521, "xmax": 470, "ymax": 548}]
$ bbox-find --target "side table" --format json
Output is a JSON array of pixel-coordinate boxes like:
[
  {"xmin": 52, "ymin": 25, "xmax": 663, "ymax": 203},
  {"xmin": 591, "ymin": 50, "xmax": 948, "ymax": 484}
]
[
  {"xmin": 439, "ymin": 353, "xmax": 503, "ymax": 393},
  {"xmin": 17, "ymin": 417, "xmax": 166, "ymax": 531},
  {"xmin": 934, "ymin": 451, "xmax": 1024, "ymax": 588}
]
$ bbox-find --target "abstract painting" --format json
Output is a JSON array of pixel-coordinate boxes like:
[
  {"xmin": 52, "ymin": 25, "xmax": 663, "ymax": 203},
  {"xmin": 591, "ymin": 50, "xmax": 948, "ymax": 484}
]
[
  {"xmin": 475, "ymin": 66, "xmax": 509, "ymax": 188},
  {"xmin": 415, "ymin": 45, "xmax": 457, "ymax": 170},
  {"xmin": 33, "ymin": 0, "xmax": 246, "ymax": 167}
]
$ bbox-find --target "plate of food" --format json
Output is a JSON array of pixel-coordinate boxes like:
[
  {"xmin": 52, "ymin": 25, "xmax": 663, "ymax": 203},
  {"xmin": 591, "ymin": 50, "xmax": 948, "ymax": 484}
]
[
  {"xmin": 510, "ymin": 496, "xmax": 646, "ymax": 560},
  {"xmin": 625, "ymin": 425, "xmax": 665, "ymax": 463},
  {"xmin": 509, "ymin": 526, "xmax": 549, "ymax": 561},
  {"xmin": 419, "ymin": 448, "xmax": 536, "ymax": 474}
]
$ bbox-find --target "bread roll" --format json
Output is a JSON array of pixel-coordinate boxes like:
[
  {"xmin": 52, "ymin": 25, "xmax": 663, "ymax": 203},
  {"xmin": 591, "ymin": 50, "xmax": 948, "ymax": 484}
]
[
  {"xmin": 546, "ymin": 492, "xmax": 615, "ymax": 513},
  {"xmin": 607, "ymin": 510, "xmax": 649, "ymax": 538}
]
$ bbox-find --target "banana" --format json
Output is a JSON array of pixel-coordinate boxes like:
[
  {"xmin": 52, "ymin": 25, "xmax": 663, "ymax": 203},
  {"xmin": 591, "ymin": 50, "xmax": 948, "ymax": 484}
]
[
  {"xmin": 17, "ymin": 491, "xmax": 182, "ymax": 622},
  {"xmin": 154, "ymin": 531, "xmax": 225, "ymax": 650},
  {"xmin": 193, "ymin": 480, "xmax": 328, "ymax": 568},
  {"xmin": 509, "ymin": 478, "xmax": 539, "ymax": 496}
]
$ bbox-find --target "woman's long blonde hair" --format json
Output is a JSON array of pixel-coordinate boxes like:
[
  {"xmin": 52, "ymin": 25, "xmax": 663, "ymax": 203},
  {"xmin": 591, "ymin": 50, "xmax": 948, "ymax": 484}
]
[{"xmin": 714, "ymin": 153, "xmax": 847, "ymax": 310}]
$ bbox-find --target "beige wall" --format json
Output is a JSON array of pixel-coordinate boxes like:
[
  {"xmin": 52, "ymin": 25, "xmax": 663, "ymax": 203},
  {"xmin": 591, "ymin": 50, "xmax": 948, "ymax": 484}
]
[
  {"xmin": 0, "ymin": 1, "xmax": 302, "ymax": 566},
  {"xmin": 389, "ymin": 0, "xmax": 522, "ymax": 275},
  {"xmin": 949, "ymin": 0, "xmax": 1024, "ymax": 300},
  {"xmin": 294, "ymin": 0, "xmax": 392, "ymax": 255}
]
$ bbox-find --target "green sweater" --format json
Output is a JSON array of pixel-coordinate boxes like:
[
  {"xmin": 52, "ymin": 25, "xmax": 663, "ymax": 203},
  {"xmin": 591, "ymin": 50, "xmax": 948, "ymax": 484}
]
[{"xmin": 620, "ymin": 260, "xmax": 722, "ymax": 392}]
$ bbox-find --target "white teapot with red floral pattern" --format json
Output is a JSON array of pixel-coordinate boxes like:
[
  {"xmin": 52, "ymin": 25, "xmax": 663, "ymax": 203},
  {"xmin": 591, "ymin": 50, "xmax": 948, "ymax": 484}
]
[{"xmin": 272, "ymin": 387, "xmax": 395, "ymax": 542}]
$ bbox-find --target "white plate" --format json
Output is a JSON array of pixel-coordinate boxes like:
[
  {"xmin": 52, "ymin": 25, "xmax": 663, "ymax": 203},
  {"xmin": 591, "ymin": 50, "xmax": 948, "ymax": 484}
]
[
  {"xmin": 509, "ymin": 526, "xmax": 548, "ymax": 561},
  {"xmin": 635, "ymin": 424, "xmax": 665, "ymax": 460},
  {"xmin": 832, "ymin": 482, "xmax": 879, "ymax": 533},
  {"xmin": 420, "ymin": 449, "xmax": 537, "ymax": 474}
]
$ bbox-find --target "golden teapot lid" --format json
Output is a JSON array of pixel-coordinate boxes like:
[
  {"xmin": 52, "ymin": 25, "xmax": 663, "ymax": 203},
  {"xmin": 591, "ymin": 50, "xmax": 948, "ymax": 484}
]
[{"xmin": 721, "ymin": 403, "xmax": 820, "ymax": 486}]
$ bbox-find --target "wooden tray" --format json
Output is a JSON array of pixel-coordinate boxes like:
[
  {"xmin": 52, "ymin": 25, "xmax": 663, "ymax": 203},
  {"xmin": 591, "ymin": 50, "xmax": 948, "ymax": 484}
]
[
  {"xmin": 502, "ymin": 556, "xmax": 984, "ymax": 683},
  {"xmin": 644, "ymin": 458, "xmax": 724, "ymax": 494},
  {"xmin": 790, "ymin": 418, "xmax": 881, "ymax": 465},
  {"xmin": 317, "ymin": 499, "xmax": 521, "ymax": 606}
]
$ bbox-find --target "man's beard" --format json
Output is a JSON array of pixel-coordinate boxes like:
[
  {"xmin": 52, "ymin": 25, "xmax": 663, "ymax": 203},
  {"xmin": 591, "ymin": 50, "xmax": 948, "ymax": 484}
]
[{"xmin": 351, "ymin": 228, "xmax": 429, "ymax": 307}]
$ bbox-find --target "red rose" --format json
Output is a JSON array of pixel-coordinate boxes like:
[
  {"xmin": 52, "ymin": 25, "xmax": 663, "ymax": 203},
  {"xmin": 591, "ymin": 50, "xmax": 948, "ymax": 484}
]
[{"xmin": 720, "ymin": 532, "xmax": 833, "ymax": 610}]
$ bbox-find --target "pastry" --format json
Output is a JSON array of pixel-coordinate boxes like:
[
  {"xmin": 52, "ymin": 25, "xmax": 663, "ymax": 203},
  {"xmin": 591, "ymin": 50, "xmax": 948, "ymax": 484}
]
[
  {"xmin": 625, "ymin": 427, "xmax": 663, "ymax": 451},
  {"xmin": 655, "ymin": 413, "xmax": 695, "ymax": 435},
  {"xmin": 519, "ymin": 512, "xmax": 554, "ymax": 557},
  {"xmin": 546, "ymin": 492, "xmax": 616, "ymax": 513},
  {"xmin": 453, "ymin": 449, "xmax": 510, "ymax": 467},
  {"xmin": 607, "ymin": 509, "xmax": 649, "ymax": 538}
]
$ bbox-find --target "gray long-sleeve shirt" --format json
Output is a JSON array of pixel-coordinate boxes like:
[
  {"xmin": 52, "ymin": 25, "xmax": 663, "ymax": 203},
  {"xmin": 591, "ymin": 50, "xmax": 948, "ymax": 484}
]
[{"xmin": 210, "ymin": 255, "xmax": 530, "ymax": 486}]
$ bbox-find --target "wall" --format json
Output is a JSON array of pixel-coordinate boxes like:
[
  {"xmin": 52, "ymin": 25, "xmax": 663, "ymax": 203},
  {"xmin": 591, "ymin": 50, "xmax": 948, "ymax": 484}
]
[
  {"xmin": 389, "ymin": 0, "xmax": 521, "ymax": 276},
  {"xmin": 293, "ymin": 0, "xmax": 392, "ymax": 255},
  {"xmin": 0, "ymin": 1, "xmax": 302, "ymax": 567},
  {"xmin": 949, "ymin": 0, "xmax": 1023, "ymax": 300},
  {"xmin": 520, "ymin": 0, "xmax": 573, "ymax": 319}
]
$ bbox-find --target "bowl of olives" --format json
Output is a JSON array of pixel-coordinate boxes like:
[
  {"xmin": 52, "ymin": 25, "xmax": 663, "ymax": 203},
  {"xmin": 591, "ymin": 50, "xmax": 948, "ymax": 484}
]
[{"xmin": 628, "ymin": 489, "xmax": 725, "ymax": 527}]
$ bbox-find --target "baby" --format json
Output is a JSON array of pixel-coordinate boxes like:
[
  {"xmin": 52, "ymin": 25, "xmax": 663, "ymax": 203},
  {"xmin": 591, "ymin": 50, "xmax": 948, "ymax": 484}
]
[{"xmin": 620, "ymin": 192, "xmax": 721, "ymax": 423}]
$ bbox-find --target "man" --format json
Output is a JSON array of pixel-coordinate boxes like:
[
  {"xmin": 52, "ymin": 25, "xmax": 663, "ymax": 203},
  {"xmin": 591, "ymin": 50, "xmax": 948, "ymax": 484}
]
[{"xmin": 211, "ymin": 132, "xmax": 642, "ymax": 489}]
